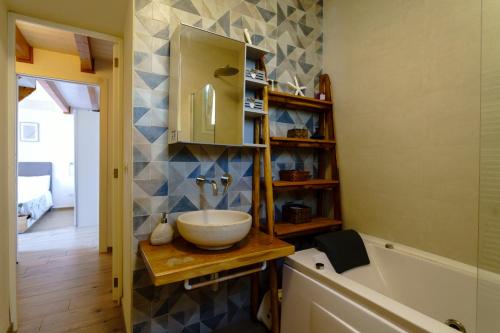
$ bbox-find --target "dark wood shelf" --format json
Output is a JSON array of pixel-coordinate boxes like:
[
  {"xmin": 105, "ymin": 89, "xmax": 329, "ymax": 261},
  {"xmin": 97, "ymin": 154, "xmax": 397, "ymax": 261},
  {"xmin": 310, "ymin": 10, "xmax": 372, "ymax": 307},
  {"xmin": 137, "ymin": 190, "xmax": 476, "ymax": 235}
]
[
  {"xmin": 274, "ymin": 217, "xmax": 342, "ymax": 238},
  {"xmin": 268, "ymin": 91, "xmax": 333, "ymax": 111},
  {"xmin": 270, "ymin": 137, "xmax": 336, "ymax": 148},
  {"xmin": 272, "ymin": 179, "xmax": 339, "ymax": 191}
]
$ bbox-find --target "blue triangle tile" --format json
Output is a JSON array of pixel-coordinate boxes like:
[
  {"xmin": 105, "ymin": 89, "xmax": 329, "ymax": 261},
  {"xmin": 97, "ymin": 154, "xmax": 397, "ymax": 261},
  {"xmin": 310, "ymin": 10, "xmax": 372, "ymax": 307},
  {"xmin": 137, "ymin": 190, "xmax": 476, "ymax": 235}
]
[
  {"xmin": 154, "ymin": 27, "xmax": 169, "ymax": 40},
  {"xmin": 305, "ymin": 116, "xmax": 314, "ymax": 134},
  {"xmin": 257, "ymin": 6, "xmax": 276, "ymax": 22},
  {"xmin": 277, "ymin": 111, "xmax": 294, "ymax": 124},
  {"xmin": 172, "ymin": 0, "xmax": 199, "ymax": 15},
  {"xmin": 215, "ymin": 194, "xmax": 228, "ymax": 210},
  {"xmin": 171, "ymin": 147, "xmax": 199, "ymax": 162},
  {"xmin": 170, "ymin": 196, "xmax": 198, "ymax": 213},
  {"xmin": 154, "ymin": 95, "xmax": 168, "ymax": 109},
  {"xmin": 202, "ymin": 313, "xmax": 225, "ymax": 330},
  {"xmin": 134, "ymin": 146, "xmax": 149, "ymax": 162},
  {"xmin": 230, "ymin": 151, "xmax": 241, "ymax": 163},
  {"xmin": 136, "ymin": 126, "xmax": 167, "ymax": 143},
  {"xmin": 133, "ymin": 215, "xmax": 148, "ymax": 231},
  {"xmin": 154, "ymin": 300, "xmax": 170, "ymax": 317},
  {"xmin": 133, "ymin": 321, "xmax": 149, "ymax": 333},
  {"xmin": 252, "ymin": 34, "xmax": 264, "ymax": 45},
  {"xmin": 134, "ymin": 162, "xmax": 149, "ymax": 176},
  {"xmin": 134, "ymin": 107, "xmax": 149, "ymax": 123},
  {"xmin": 153, "ymin": 181, "xmax": 168, "ymax": 196},
  {"xmin": 134, "ymin": 51, "xmax": 148, "ymax": 66},
  {"xmin": 136, "ymin": 70, "xmax": 168, "ymax": 90},
  {"xmin": 187, "ymin": 165, "xmax": 201, "ymax": 179},
  {"xmin": 205, "ymin": 164, "xmax": 215, "ymax": 178},
  {"xmin": 243, "ymin": 164, "xmax": 253, "ymax": 177},
  {"xmin": 200, "ymin": 302, "xmax": 214, "ymax": 321},
  {"xmin": 154, "ymin": 42, "xmax": 170, "ymax": 56},
  {"xmin": 215, "ymin": 151, "xmax": 228, "ymax": 172},
  {"xmin": 172, "ymin": 311, "xmax": 185, "ymax": 325},
  {"xmin": 230, "ymin": 193, "xmax": 241, "ymax": 207},
  {"xmin": 181, "ymin": 323, "xmax": 200, "ymax": 333},
  {"xmin": 299, "ymin": 23, "xmax": 314, "ymax": 36}
]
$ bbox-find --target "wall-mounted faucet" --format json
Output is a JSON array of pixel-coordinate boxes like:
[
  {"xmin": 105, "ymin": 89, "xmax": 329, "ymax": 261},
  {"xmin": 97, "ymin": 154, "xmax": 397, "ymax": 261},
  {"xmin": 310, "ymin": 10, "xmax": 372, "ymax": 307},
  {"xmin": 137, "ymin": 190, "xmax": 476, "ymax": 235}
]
[
  {"xmin": 196, "ymin": 175, "xmax": 218, "ymax": 196},
  {"xmin": 220, "ymin": 173, "xmax": 233, "ymax": 195}
]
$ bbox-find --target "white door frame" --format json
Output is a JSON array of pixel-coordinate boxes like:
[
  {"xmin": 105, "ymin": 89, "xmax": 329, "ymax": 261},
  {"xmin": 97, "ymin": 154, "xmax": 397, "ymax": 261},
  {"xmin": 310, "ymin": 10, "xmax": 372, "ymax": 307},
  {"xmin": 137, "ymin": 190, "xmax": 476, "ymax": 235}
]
[{"xmin": 7, "ymin": 13, "xmax": 125, "ymax": 331}]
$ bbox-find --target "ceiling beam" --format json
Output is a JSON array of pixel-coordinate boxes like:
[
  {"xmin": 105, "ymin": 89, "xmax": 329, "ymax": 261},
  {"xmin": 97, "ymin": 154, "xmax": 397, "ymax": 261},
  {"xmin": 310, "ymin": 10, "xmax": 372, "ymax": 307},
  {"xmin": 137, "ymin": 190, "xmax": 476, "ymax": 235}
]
[
  {"xmin": 16, "ymin": 26, "xmax": 33, "ymax": 64},
  {"xmin": 74, "ymin": 34, "xmax": 95, "ymax": 73},
  {"xmin": 38, "ymin": 80, "xmax": 71, "ymax": 114},
  {"xmin": 18, "ymin": 87, "xmax": 36, "ymax": 102},
  {"xmin": 87, "ymin": 86, "xmax": 99, "ymax": 111}
]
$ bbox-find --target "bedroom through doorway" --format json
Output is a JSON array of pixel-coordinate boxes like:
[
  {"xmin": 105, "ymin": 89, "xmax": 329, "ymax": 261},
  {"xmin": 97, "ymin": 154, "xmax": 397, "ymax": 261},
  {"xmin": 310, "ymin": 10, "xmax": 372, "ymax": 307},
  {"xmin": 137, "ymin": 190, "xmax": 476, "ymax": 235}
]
[{"xmin": 16, "ymin": 76, "xmax": 101, "ymax": 255}]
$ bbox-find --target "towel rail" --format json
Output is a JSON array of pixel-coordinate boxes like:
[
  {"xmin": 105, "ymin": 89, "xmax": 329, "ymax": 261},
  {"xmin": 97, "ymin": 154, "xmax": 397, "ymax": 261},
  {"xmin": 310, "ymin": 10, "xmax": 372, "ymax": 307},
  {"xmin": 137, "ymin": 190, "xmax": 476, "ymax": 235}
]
[{"xmin": 184, "ymin": 261, "xmax": 267, "ymax": 290}]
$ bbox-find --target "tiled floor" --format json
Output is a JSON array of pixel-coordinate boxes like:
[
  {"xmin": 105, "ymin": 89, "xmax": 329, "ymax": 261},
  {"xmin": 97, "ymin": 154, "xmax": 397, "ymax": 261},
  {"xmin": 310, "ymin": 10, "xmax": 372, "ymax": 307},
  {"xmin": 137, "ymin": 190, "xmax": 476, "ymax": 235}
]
[{"xmin": 16, "ymin": 209, "xmax": 125, "ymax": 332}]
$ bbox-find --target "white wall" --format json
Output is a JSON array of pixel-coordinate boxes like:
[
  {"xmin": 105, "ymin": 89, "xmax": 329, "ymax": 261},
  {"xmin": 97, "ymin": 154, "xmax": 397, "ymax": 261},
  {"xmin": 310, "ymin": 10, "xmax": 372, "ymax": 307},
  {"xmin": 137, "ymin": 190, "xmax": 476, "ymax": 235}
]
[
  {"xmin": 75, "ymin": 109, "xmax": 99, "ymax": 227},
  {"xmin": 18, "ymin": 83, "xmax": 75, "ymax": 208}
]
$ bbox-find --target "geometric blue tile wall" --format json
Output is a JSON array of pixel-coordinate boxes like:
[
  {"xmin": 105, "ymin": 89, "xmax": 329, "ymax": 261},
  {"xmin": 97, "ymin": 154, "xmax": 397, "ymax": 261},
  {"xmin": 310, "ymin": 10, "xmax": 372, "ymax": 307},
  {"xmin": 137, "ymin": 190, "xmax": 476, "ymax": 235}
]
[{"xmin": 133, "ymin": 0, "xmax": 323, "ymax": 331}]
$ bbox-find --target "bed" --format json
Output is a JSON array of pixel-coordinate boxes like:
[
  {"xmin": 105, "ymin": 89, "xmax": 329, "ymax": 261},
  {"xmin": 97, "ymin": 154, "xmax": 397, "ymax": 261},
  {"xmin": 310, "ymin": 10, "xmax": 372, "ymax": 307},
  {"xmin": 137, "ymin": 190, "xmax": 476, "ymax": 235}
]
[{"xmin": 17, "ymin": 162, "xmax": 54, "ymax": 233}]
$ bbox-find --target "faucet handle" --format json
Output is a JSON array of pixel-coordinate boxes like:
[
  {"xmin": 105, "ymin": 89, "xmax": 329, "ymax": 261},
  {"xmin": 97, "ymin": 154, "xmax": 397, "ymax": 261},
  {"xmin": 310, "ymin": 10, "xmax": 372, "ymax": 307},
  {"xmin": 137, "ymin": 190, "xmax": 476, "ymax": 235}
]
[{"xmin": 221, "ymin": 173, "xmax": 233, "ymax": 195}]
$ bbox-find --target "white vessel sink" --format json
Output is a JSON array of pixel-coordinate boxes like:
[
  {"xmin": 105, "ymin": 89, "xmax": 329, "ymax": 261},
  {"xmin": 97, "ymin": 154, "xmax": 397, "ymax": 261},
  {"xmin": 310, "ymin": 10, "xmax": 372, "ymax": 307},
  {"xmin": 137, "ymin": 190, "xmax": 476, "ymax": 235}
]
[{"xmin": 177, "ymin": 210, "xmax": 252, "ymax": 250}]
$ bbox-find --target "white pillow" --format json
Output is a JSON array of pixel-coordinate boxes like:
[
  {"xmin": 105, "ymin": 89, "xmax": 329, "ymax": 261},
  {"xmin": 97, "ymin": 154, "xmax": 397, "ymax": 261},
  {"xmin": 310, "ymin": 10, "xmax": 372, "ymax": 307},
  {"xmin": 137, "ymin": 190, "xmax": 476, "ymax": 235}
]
[{"xmin": 17, "ymin": 175, "xmax": 51, "ymax": 203}]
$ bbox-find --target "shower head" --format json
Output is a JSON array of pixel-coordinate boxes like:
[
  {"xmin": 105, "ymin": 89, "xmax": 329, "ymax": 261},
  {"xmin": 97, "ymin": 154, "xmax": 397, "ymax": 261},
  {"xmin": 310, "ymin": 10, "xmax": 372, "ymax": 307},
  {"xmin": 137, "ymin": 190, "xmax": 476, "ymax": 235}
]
[{"xmin": 214, "ymin": 65, "xmax": 239, "ymax": 78}]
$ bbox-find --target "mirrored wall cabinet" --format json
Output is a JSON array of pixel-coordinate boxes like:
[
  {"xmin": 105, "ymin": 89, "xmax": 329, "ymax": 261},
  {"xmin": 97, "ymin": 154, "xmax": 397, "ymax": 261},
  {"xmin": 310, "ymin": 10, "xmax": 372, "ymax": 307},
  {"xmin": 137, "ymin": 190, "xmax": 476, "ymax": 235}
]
[{"xmin": 168, "ymin": 24, "xmax": 268, "ymax": 147}]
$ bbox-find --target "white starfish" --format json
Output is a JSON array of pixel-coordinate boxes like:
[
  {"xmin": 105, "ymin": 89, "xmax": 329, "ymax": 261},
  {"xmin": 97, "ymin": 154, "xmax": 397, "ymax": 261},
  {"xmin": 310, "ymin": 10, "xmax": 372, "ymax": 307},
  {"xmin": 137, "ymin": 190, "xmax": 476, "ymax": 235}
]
[{"xmin": 287, "ymin": 76, "xmax": 306, "ymax": 96}]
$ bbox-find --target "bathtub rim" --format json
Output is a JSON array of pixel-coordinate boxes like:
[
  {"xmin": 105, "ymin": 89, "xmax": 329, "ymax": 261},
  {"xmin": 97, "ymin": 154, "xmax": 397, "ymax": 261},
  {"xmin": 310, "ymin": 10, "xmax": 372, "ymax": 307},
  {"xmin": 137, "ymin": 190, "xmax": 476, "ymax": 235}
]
[{"xmin": 284, "ymin": 234, "xmax": 468, "ymax": 333}]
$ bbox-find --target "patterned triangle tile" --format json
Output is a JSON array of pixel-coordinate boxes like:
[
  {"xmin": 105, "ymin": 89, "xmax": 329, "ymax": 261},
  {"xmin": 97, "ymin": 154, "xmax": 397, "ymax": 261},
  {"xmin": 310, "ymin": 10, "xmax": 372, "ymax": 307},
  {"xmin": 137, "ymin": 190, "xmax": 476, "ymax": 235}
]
[
  {"xmin": 136, "ymin": 70, "xmax": 168, "ymax": 90},
  {"xmin": 134, "ymin": 200, "xmax": 150, "ymax": 217},
  {"xmin": 217, "ymin": 11, "xmax": 230, "ymax": 36},
  {"xmin": 170, "ymin": 196, "xmax": 198, "ymax": 213},
  {"xmin": 215, "ymin": 194, "xmax": 228, "ymax": 210},
  {"xmin": 151, "ymin": 313, "xmax": 169, "ymax": 332},
  {"xmin": 170, "ymin": 146, "xmax": 199, "ymax": 162},
  {"xmin": 202, "ymin": 313, "xmax": 225, "ymax": 330},
  {"xmin": 167, "ymin": 166, "xmax": 186, "ymax": 194},
  {"xmin": 239, "ymin": 191, "xmax": 252, "ymax": 206},
  {"xmin": 171, "ymin": 0, "xmax": 199, "ymax": 14},
  {"xmin": 136, "ymin": 0, "xmax": 152, "ymax": 13},
  {"xmin": 186, "ymin": 165, "xmax": 201, "ymax": 179},
  {"xmin": 136, "ymin": 126, "xmax": 168, "ymax": 143},
  {"xmin": 256, "ymin": 6, "xmax": 276, "ymax": 22},
  {"xmin": 134, "ymin": 107, "xmax": 150, "ymax": 124},
  {"xmin": 152, "ymin": 2, "xmax": 170, "ymax": 22},
  {"xmin": 133, "ymin": 215, "xmax": 149, "ymax": 233},
  {"xmin": 151, "ymin": 197, "xmax": 169, "ymax": 214},
  {"xmin": 134, "ymin": 87, "xmax": 152, "ymax": 108},
  {"xmin": 229, "ymin": 193, "xmax": 241, "ymax": 207}
]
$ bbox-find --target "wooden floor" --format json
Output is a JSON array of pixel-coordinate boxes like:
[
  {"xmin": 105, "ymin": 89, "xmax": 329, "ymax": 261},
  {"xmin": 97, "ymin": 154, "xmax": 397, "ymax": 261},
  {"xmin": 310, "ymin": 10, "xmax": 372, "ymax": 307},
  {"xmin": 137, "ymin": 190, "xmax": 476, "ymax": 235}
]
[{"xmin": 17, "ymin": 209, "xmax": 125, "ymax": 333}]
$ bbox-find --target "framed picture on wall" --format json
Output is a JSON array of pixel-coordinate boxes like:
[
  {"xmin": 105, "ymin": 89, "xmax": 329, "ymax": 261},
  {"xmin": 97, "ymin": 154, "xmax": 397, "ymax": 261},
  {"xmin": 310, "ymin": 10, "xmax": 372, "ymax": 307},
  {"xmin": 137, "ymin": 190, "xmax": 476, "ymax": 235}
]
[{"xmin": 20, "ymin": 122, "xmax": 39, "ymax": 142}]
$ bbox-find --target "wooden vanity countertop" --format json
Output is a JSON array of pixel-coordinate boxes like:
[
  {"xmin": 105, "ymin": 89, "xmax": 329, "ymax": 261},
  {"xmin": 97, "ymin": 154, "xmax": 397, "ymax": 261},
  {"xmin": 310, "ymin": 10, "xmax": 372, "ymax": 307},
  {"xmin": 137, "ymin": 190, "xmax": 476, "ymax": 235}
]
[{"xmin": 139, "ymin": 228, "xmax": 295, "ymax": 286}]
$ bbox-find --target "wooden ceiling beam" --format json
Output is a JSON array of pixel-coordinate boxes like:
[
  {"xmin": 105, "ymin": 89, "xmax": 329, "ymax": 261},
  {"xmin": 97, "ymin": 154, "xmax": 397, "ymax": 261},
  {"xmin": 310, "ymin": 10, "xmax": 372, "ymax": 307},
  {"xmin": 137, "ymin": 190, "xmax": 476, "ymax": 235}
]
[
  {"xmin": 16, "ymin": 26, "xmax": 33, "ymax": 64},
  {"xmin": 18, "ymin": 87, "xmax": 36, "ymax": 102},
  {"xmin": 87, "ymin": 86, "xmax": 99, "ymax": 111},
  {"xmin": 38, "ymin": 80, "xmax": 71, "ymax": 114},
  {"xmin": 74, "ymin": 34, "xmax": 95, "ymax": 73}
]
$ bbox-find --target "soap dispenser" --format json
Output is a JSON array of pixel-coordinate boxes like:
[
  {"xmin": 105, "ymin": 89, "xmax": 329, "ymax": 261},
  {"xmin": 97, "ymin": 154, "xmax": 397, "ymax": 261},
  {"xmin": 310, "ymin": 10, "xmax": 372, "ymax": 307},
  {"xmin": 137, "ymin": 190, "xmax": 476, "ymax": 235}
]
[{"xmin": 150, "ymin": 212, "xmax": 174, "ymax": 245}]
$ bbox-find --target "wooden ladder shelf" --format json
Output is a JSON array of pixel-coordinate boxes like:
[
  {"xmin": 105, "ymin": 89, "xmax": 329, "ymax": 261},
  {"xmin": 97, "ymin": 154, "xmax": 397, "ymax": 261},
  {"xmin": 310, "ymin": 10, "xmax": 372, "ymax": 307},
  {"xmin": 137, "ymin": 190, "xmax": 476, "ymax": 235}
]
[{"xmin": 255, "ymin": 74, "xmax": 343, "ymax": 239}]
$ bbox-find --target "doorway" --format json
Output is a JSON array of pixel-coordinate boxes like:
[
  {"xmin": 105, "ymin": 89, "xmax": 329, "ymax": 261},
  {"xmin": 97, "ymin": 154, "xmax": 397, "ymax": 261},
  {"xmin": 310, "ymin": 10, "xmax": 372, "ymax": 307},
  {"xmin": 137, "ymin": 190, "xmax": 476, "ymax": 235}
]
[{"xmin": 8, "ymin": 15, "xmax": 125, "ymax": 332}]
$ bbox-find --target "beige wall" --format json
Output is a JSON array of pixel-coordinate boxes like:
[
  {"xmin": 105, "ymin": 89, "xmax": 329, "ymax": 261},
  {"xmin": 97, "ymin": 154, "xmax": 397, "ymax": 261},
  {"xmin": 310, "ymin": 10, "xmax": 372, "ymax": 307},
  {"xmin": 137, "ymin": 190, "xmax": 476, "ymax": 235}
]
[
  {"xmin": 0, "ymin": 0, "xmax": 11, "ymax": 330},
  {"xmin": 324, "ymin": 0, "xmax": 481, "ymax": 265},
  {"xmin": 479, "ymin": 0, "xmax": 500, "ymax": 274}
]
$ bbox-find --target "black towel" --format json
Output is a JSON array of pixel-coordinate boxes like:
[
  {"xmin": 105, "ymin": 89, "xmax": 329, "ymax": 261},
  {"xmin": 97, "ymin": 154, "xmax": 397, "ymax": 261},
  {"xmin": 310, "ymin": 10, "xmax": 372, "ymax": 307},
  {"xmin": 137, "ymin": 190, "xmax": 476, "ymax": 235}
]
[{"xmin": 314, "ymin": 230, "xmax": 370, "ymax": 274}]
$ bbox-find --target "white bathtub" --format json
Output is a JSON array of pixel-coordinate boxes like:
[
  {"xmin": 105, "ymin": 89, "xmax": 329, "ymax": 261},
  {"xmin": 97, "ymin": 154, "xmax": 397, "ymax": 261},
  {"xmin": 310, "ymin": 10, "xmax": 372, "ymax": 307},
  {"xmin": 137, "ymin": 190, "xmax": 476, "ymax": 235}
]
[{"xmin": 282, "ymin": 234, "xmax": 478, "ymax": 333}]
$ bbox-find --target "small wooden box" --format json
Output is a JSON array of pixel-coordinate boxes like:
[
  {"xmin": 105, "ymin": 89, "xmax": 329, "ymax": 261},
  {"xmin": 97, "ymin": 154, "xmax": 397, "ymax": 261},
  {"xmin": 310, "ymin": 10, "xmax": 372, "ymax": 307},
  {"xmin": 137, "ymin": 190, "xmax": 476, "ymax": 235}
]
[
  {"xmin": 287, "ymin": 128, "xmax": 308, "ymax": 138},
  {"xmin": 17, "ymin": 215, "xmax": 29, "ymax": 234},
  {"xmin": 279, "ymin": 170, "xmax": 310, "ymax": 182},
  {"xmin": 282, "ymin": 203, "xmax": 312, "ymax": 224}
]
